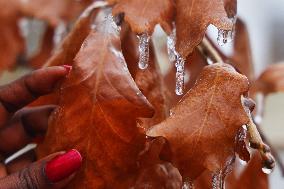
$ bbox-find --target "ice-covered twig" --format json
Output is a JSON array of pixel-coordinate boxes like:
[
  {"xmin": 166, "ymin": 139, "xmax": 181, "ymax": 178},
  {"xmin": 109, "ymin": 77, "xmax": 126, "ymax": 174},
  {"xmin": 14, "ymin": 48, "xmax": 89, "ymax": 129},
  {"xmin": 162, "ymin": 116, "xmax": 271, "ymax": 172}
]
[{"xmin": 246, "ymin": 115, "xmax": 275, "ymax": 172}]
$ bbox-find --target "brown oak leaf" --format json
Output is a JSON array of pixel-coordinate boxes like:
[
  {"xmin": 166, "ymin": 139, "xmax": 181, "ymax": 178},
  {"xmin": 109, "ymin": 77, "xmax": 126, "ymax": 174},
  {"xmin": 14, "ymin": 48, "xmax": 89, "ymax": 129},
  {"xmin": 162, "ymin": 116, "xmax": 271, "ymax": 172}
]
[
  {"xmin": 37, "ymin": 15, "xmax": 154, "ymax": 189},
  {"xmin": 20, "ymin": 0, "xmax": 93, "ymax": 27},
  {"xmin": 231, "ymin": 153, "xmax": 269, "ymax": 189},
  {"xmin": 176, "ymin": 0, "xmax": 233, "ymax": 58},
  {"xmin": 224, "ymin": 0, "xmax": 237, "ymax": 18},
  {"xmin": 112, "ymin": 0, "xmax": 175, "ymax": 34},
  {"xmin": 230, "ymin": 18, "xmax": 255, "ymax": 82},
  {"xmin": 253, "ymin": 63, "xmax": 284, "ymax": 95},
  {"xmin": 147, "ymin": 63, "xmax": 250, "ymax": 180},
  {"xmin": 30, "ymin": 2, "xmax": 104, "ymax": 107}
]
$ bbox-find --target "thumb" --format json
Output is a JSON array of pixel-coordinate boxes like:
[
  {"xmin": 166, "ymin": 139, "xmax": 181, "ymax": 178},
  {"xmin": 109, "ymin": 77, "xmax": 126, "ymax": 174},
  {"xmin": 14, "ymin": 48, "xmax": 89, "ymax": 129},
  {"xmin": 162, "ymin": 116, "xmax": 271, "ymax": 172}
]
[{"xmin": 0, "ymin": 149, "xmax": 82, "ymax": 189}]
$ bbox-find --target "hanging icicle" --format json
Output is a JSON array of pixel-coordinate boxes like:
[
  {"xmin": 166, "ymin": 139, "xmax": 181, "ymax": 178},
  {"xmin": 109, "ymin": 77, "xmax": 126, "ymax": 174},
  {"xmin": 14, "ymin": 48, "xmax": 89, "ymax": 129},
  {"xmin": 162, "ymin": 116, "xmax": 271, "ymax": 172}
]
[
  {"xmin": 175, "ymin": 54, "xmax": 185, "ymax": 95},
  {"xmin": 167, "ymin": 26, "xmax": 186, "ymax": 95},
  {"xmin": 217, "ymin": 29, "xmax": 233, "ymax": 46},
  {"xmin": 167, "ymin": 26, "xmax": 177, "ymax": 63},
  {"xmin": 217, "ymin": 16, "xmax": 236, "ymax": 46},
  {"xmin": 137, "ymin": 33, "xmax": 150, "ymax": 69},
  {"xmin": 212, "ymin": 170, "xmax": 223, "ymax": 189}
]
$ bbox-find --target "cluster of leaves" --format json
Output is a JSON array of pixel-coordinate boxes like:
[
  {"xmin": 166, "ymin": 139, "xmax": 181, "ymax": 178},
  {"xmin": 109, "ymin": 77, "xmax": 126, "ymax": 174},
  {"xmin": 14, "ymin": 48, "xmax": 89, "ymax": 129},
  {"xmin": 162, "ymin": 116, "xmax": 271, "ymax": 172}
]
[{"xmin": 1, "ymin": 0, "xmax": 284, "ymax": 188}]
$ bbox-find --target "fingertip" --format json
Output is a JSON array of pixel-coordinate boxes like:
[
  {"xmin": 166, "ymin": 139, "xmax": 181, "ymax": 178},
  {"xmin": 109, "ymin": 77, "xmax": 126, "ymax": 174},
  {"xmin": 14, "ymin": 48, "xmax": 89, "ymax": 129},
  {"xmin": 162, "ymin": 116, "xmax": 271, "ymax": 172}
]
[
  {"xmin": 45, "ymin": 149, "xmax": 82, "ymax": 183},
  {"xmin": 62, "ymin": 65, "xmax": 72, "ymax": 74}
]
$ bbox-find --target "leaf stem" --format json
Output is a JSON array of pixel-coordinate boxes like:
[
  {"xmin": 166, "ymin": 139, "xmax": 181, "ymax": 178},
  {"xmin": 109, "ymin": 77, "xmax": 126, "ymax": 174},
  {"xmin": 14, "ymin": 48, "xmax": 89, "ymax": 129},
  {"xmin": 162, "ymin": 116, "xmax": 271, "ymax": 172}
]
[
  {"xmin": 197, "ymin": 37, "xmax": 224, "ymax": 64},
  {"xmin": 246, "ymin": 116, "xmax": 276, "ymax": 171}
]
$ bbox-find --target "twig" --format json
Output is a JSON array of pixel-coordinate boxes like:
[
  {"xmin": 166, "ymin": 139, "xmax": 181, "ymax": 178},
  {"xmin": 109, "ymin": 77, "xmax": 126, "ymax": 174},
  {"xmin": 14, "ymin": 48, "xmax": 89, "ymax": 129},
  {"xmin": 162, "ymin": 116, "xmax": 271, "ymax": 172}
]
[
  {"xmin": 241, "ymin": 96, "xmax": 275, "ymax": 171},
  {"xmin": 246, "ymin": 117, "xmax": 275, "ymax": 170},
  {"xmin": 254, "ymin": 118, "xmax": 284, "ymax": 176},
  {"xmin": 197, "ymin": 37, "xmax": 224, "ymax": 64}
]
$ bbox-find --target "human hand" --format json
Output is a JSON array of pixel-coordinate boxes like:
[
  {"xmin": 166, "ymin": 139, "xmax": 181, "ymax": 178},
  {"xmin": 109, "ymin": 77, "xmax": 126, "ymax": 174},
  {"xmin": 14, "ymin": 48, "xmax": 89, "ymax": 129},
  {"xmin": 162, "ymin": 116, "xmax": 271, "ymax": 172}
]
[{"xmin": 0, "ymin": 66, "xmax": 82, "ymax": 189}]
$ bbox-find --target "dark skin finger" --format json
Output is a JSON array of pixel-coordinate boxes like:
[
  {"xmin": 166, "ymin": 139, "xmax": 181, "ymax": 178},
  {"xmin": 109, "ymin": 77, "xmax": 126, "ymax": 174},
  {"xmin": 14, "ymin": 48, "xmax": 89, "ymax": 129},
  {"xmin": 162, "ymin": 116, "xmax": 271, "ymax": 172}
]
[
  {"xmin": 0, "ymin": 106, "xmax": 56, "ymax": 158},
  {"xmin": 0, "ymin": 66, "xmax": 70, "ymax": 129},
  {"xmin": 5, "ymin": 149, "xmax": 36, "ymax": 174},
  {"xmin": 0, "ymin": 150, "xmax": 82, "ymax": 189}
]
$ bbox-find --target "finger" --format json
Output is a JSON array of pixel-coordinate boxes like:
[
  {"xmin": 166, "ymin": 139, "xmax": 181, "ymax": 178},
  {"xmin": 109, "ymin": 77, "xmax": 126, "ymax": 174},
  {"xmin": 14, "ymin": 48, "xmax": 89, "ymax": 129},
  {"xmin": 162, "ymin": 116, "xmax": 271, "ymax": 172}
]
[
  {"xmin": 0, "ymin": 65, "xmax": 71, "ymax": 129},
  {"xmin": 6, "ymin": 149, "xmax": 36, "ymax": 174},
  {"xmin": 0, "ymin": 149, "xmax": 82, "ymax": 189},
  {"xmin": 0, "ymin": 106, "xmax": 55, "ymax": 157}
]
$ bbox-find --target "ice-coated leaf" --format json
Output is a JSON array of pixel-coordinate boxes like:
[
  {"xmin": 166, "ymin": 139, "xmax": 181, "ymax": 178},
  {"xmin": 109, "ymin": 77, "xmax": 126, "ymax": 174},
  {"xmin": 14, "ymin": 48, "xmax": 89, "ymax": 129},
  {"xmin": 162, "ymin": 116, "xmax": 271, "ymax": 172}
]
[
  {"xmin": 37, "ymin": 14, "xmax": 154, "ymax": 189},
  {"xmin": 175, "ymin": 0, "xmax": 233, "ymax": 58},
  {"xmin": 231, "ymin": 153, "xmax": 269, "ymax": 189},
  {"xmin": 147, "ymin": 63, "xmax": 250, "ymax": 180},
  {"xmin": 112, "ymin": 0, "xmax": 175, "ymax": 34}
]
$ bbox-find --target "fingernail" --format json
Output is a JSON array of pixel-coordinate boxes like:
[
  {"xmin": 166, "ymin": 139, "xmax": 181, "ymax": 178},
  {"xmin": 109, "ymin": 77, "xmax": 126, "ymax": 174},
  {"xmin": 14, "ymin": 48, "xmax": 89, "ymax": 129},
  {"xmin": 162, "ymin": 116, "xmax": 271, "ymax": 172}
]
[
  {"xmin": 45, "ymin": 149, "xmax": 82, "ymax": 183},
  {"xmin": 62, "ymin": 65, "xmax": 72, "ymax": 74}
]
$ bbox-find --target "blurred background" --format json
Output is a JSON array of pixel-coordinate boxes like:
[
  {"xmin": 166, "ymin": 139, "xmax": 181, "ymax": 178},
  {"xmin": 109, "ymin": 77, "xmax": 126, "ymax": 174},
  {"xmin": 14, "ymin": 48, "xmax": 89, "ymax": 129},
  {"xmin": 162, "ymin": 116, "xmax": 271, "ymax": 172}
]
[
  {"xmin": 0, "ymin": 0, "xmax": 284, "ymax": 188},
  {"xmin": 238, "ymin": 1, "xmax": 284, "ymax": 188}
]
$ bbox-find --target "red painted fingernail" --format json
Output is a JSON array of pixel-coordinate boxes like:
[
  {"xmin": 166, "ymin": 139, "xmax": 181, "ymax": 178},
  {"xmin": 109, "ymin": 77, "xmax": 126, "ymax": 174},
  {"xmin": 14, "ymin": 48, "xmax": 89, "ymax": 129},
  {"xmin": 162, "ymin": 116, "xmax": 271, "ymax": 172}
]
[
  {"xmin": 62, "ymin": 65, "xmax": 72, "ymax": 74},
  {"xmin": 45, "ymin": 149, "xmax": 82, "ymax": 183}
]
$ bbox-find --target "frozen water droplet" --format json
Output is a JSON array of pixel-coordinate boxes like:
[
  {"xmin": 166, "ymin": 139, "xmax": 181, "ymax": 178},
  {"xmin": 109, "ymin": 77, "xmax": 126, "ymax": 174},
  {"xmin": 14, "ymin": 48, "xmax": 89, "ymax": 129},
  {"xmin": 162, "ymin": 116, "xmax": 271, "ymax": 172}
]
[
  {"xmin": 169, "ymin": 110, "xmax": 174, "ymax": 116},
  {"xmin": 137, "ymin": 33, "xmax": 150, "ymax": 69},
  {"xmin": 136, "ymin": 91, "xmax": 143, "ymax": 96},
  {"xmin": 167, "ymin": 26, "xmax": 177, "ymax": 63},
  {"xmin": 206, "ymin": 57, "xmax": 214, "ymax": 65},
  {"xmin": 182, "ymin": 181, "xmax": 194, "ymax": 189},
  {"xmin": 175, "ymin": 54, "xmax": 185, "ymax": 95},
  {"xmin": 262, "ymin": 167, "xmax": 273, "ymax": 174},
  {"xmin": 212, "ymin": 170, "xmax": 224, "ymax": 189},
  {"xmin": 217, "ymin": 29, "xmax": 233, "ymax": 46}
]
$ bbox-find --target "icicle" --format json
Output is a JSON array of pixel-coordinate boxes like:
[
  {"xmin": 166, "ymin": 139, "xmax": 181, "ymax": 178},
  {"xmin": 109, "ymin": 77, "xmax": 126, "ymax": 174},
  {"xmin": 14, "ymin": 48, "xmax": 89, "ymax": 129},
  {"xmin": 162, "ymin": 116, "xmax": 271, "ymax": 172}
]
[
  {"xmin": 217, "ymin": 16, "xmax": 236, "ymax": 46},
  {"xmin": 217, "ymin": 29, "xmax": 233, "ymax": 46},
  {"xmin": 223, "ymin": 157, "xmax": 235, "ymax": 176},
  {"xmin": 182, "ymin": 181, "xmax": 194, "ymax": 189},
  {"xmin": 175, "ymin": 54, "xmax": 185, "ymax": 95},
  {"xmin": 167, "ymin": 26, "xmax": 186, "ymax": 95},
  {"xmin": 167, "ymin": 27, "xmax": 177, "ymax": 63},
  {"xmin": 212, "ymin": 170, "xmax": 224, "ymax": 189},
  {"xmin": 212, "ymin": 157, "xmax": 235, "ymax": 189},
  {"xmin": 137, "ymin": 33, "xmax": 150, "ymax": 69}
]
